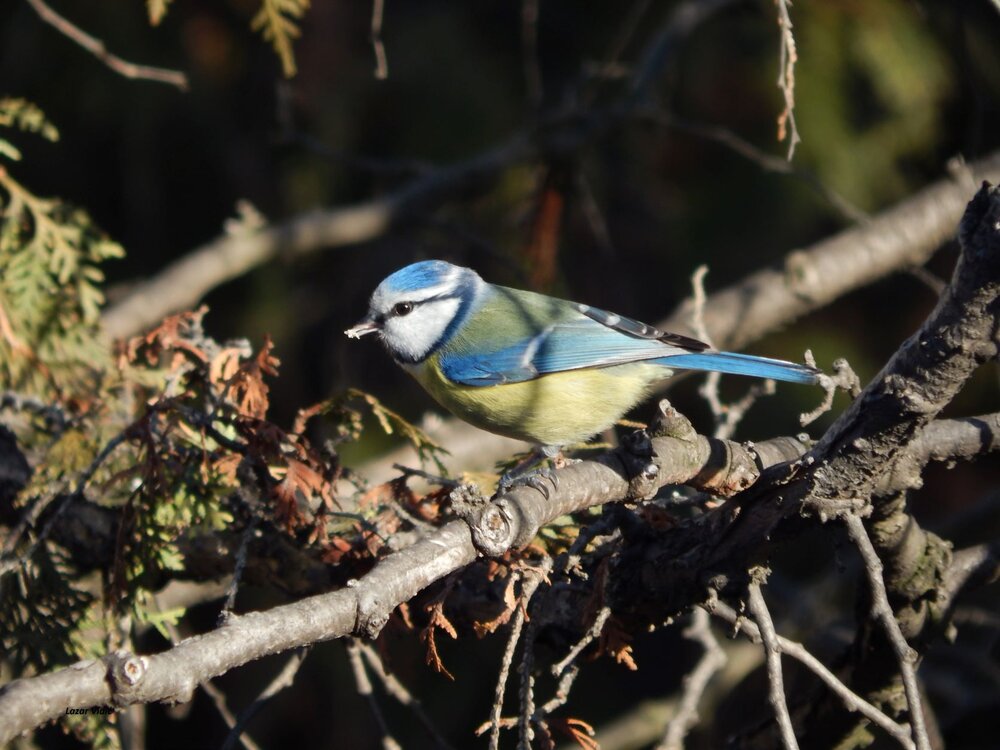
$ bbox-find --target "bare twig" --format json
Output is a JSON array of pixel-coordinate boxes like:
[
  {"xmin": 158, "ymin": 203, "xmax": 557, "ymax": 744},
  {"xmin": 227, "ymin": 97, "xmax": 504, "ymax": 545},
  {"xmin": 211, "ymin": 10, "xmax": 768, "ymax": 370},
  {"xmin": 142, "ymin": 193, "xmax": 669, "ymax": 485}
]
[
  {"xmin": 220, "ymin": 522, "xmax": 255, "ymax": 620},
  {"xmin": 391, "ymin": 463, "xmax": 461, "ymax": 488},
  {"xmin": 219, "ymin": 650, "xmax": 308, "ymax": 750},
  {"xmin": 630, "ymin": 0, "xmax": 740, "ymax": 102},
  {"xmin": 906, "ymin": 412, "xmax": 1000, "ymax": 467},
  {"xmin": 356, "ymin": 641, "xmax": 456, "ymax": 750},
  {"xmin": 944, "ymin": 541, "xmax": 1000, "ymax": 605},
  {"xmin": 155, "ymin": 600, "xmax": 261, "ymax": 750},
  {"xmin": 709, "ymin": 601, "xmax": 915, "ymax": 749},
  {"xmin": 773, "ymin": 0, "xmax": 800, "ymax": 159},
  {"xmin": 689, "ymin": 265, "xmax": 776, "ymax": 440},
  {"xmin": 906, "ymin": 266, "xmax": 947, "ymax": 295},
  {"xmin": 646, "ymin": 112, "xmax": 867, "ymax": 224},
  {"xmin": 200, "ymin": 680, "xmax": 261, "ymax": 750},
  {"xmin": 656, "ymin": 608, "xmax": 726, "ymax": 750},
  {"xmin": 489, "ymin": 569, "xmax": 527, "ymax": 750},
  {"xmin": 554, "ymin": 513, "xmax": 620, "ymax": 576},
  {"xmin": 551, "ymin": 606, "xmax": 612, "ymax": 678},
  {"xmin": 538, "ymin": 665, "xmax": 582, "ymax": 717},
  {"xmin": 488, "ymin": 559, "xmax": 551, "ymax": 750},
  {"xmin": 347, "ymin": 639, "xmax": 402, "ymax": 750},
  {"xmin": 747, "ymin": 582, "xmax": 800, "ymax": 750},
  {"xmin": 23, "ymin": 0, "xmax": 188, "ymax": 90},
  {"xmin": 575, "ymin": 172, "xmax": 616, "ymax": 255},
  {"xmin": 799, "ymin": 355, "xmax": 862, "ymax": 427},
  {"xmin": 594, "ymin": 0, "xmax": 652, "ymax": 89},
  {"xmin": 688, "ymin": 265, "xmax": 714, "ymax": 347},
  {"xmin": 370, "ymin": 0, "xmax": 388, "ymax": 80},
  {"xmin": 517, "ymin": 614, "xmax": 538, "ymax": 750},
  {"xmin": 876, "ymin": 412, "xmax": 1000, "ymax": 498},
  {"xmin": 844, "ymin": 515, "xmax": 931, "ymax": 750}
]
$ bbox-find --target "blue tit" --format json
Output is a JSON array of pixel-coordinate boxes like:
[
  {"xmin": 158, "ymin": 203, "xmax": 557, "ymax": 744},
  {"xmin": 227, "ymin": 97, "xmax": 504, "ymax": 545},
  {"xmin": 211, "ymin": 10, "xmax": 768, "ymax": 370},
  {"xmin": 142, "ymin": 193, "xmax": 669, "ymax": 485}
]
[{"xmin": 346, "ymin": 260, "xmax": 818, "ymax": 451}]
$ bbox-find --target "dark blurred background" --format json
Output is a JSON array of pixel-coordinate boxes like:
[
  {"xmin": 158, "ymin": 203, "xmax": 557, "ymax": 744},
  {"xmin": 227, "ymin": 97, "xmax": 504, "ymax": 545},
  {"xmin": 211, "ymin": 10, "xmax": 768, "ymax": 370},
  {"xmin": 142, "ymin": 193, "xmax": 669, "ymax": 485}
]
[{"xmin": 3, "ymin": 0, "xmax": 999, "ymax": 747}]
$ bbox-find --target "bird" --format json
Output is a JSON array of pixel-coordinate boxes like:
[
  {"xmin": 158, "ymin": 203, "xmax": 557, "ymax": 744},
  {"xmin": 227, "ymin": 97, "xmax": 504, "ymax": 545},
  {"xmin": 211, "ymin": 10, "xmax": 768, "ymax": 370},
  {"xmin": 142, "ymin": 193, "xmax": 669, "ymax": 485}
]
[{"xmin": 346, "ymin": 260, "xmax": 819, "ymax": 452}]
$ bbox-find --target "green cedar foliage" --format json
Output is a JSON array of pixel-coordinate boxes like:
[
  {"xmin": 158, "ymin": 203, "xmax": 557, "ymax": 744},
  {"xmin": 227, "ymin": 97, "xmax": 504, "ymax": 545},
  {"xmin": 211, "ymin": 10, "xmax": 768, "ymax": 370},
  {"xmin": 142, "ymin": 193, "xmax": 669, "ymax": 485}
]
[{"xmin": 0, "ymin": 99, "xmax": 446, "ymax": 748}]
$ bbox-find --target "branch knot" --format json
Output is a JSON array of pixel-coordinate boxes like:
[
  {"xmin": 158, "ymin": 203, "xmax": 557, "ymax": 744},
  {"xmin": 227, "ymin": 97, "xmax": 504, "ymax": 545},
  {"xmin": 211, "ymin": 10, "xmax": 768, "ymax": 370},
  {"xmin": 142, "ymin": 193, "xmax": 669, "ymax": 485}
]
[
  {"xmin": 106, "ymin": 651, "xmax": 150, "ymax": 706},
  {"xmin": 451, "ymin": 483, "xmax": 520, "ymax": 557}
]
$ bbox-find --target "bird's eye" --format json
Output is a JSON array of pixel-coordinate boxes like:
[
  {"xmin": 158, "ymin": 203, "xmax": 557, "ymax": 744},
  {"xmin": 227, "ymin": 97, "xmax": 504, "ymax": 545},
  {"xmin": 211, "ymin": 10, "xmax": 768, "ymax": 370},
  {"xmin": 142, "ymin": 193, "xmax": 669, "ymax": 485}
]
[{"xmin": 393, "ymin": 302, "xmax": 414, "ymax": 317}]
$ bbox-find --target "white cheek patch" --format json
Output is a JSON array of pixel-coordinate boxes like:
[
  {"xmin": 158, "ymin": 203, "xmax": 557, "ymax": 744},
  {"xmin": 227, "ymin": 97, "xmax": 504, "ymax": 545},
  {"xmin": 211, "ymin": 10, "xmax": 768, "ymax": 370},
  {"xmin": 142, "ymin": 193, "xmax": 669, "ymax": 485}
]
[{"xmin": 383, "ymin": 297, "xmax": 462, "ymax": 361}]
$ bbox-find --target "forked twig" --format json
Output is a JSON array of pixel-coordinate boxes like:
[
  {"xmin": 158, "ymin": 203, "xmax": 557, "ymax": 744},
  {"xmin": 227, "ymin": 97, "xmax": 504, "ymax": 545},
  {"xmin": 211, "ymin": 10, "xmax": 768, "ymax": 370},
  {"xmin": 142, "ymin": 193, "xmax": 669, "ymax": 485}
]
[{"xmin": 709, "ymin": 601, "xmax": 914, "ymax": 749}]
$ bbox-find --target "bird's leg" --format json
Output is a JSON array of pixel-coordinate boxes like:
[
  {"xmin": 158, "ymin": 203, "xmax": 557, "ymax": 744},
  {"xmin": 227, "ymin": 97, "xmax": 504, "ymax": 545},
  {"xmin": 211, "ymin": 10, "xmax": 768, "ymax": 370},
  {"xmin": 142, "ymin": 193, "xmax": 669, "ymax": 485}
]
[{"xmin": 496, "ymin": 445, "xmax": 564, "ymax": 498}]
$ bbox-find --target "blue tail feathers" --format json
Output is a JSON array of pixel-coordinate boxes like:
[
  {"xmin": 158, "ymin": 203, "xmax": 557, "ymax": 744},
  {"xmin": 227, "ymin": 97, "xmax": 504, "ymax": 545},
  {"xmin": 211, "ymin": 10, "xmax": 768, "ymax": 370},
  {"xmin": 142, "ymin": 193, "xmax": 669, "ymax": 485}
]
[{"xmin": 656, "ymin": 351, "xmax": 819, "ymax": 385}]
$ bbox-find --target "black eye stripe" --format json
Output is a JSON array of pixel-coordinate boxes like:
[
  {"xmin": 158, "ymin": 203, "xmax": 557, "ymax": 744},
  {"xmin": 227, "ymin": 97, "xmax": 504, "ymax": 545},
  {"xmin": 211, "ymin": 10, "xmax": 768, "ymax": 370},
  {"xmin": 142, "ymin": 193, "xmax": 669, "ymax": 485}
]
[{"xmin": 388, "ymin": 291, "xmax": 460, "ymax": 318}]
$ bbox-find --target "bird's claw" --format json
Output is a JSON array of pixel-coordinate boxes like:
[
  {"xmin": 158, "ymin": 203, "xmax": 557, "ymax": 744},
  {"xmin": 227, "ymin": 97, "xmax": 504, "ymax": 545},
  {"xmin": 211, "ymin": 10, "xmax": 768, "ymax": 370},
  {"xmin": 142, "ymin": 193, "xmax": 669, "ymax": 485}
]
[{"xmin": 497, "ymin": 465, "xmax": 559, "ymax": 498}]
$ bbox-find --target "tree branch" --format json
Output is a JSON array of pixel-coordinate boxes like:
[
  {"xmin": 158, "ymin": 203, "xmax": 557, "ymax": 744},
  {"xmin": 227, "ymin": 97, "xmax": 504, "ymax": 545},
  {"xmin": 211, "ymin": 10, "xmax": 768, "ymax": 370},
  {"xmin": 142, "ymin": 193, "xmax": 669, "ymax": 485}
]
[
  {"xmin": 746, "ymin": 582, "xmax": 799, "ymax": 750},
  {"xmin": 709, "ymin": 601, "xmax": 915, "ymax": 750},
  {"xmin": 609, "ymin": 181, "xmax": 1000, "ymax": 627},
  {"xmin": 5, "ymin": 181, "xmax": 999, "ymax": 746},
  {"xmin": 664, "ymin": 156, "xmax": 1000, "ymax": 350},
  {"xmin": 101, "ymin": 0, "xmax": 737, "ymax": 340},
  {"xmin": 656, "ymin": 607, "xmax": 726, "ymax": 750},
  {"xmin": 844, "ymin": 515, "xmax": 930, "ymax": 750},
  {"xmin": 0, "ymin": 407, "xmax": 809, "ymax": 742},
  {"xmin": 24, "ymin": 0, "xmax": 189, "ymax": 90}
]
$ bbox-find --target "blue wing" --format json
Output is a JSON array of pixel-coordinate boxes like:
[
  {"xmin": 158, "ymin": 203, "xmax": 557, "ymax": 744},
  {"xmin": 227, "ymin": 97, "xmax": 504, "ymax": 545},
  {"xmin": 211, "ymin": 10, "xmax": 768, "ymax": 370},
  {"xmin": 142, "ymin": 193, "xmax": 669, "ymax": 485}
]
[
  {"xmin": 439, "ymin": 317, "xmax": 679, "ymax": 385},
  {"xmin": 439, "ymin": 300, "xmax": 818, "ymax": 387},
  {"xmin": 655, "ymin": 352, "xmax": 819, "ymax": 384}
]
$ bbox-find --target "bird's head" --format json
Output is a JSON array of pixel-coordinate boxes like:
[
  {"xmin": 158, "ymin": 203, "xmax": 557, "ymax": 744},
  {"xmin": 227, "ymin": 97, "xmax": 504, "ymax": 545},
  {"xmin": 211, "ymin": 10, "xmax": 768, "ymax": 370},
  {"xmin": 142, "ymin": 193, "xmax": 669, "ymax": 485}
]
[{"xmin": 345, "ymin": 260, "xmax": 485, "ymax": 363}]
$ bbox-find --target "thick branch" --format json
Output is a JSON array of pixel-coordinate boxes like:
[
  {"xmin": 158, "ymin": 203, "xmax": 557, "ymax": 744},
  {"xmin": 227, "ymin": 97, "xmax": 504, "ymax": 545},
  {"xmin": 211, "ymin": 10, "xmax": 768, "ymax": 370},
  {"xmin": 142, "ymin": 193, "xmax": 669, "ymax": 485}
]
[
  {"xmin": 803, "ymin": 181, "xmax": 1000, "ymax": 511},
  {"xmin": 99, "ymin": 143, "xmax": 1000, "ymax": 343},
  {"xmin": 879, "ymin": 412, "xmax": 1000, "ymax": 495},
  {"xmin": 0, "ymin": 415, "xmax": 804, "ymax": 741},
  {"xmin": 101, "ymin": 0, "xmax": 735, "ymax": 340},
  {"xmin": 7, "ymin": 186, "xmax": 1000, "ymax": 746},
  {"xmin": 100, "ymin": 134, "xmax": 532, "ymax": 339},
  {"xmin": 663, "ymin": 157, "xmax": 1000, "ymax": 349},
  {"xmin": 609, "ymin": 182, "xmax": 1000, "ymax": 624}
]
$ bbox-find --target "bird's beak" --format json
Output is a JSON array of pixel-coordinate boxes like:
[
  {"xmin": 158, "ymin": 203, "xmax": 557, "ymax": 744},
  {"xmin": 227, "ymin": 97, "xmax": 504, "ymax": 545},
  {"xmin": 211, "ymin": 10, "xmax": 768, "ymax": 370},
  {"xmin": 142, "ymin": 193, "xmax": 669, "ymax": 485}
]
[{"xmin": 345, "ymin": 316, "xmax": 381, "ymax": 339}]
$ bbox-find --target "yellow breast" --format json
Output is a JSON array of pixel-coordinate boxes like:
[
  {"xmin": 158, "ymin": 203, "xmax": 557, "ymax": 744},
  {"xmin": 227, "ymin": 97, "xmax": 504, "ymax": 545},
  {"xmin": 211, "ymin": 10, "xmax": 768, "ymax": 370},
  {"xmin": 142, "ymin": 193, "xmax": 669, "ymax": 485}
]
[{"xmin": 405, "ymin": 357, "xmax": 664, "ymax": 446}]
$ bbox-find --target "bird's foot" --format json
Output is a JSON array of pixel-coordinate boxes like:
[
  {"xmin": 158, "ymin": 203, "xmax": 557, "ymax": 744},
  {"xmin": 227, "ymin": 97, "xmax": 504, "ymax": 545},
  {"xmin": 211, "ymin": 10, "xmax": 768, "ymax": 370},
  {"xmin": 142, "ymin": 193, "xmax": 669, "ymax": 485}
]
[
  {"xmin": 496, "ymin": 447, "xmax": 565, "ymax": 498},
  {"xmin": 497, "ymin": 466, "xmax": 559, "ymax": 498}
]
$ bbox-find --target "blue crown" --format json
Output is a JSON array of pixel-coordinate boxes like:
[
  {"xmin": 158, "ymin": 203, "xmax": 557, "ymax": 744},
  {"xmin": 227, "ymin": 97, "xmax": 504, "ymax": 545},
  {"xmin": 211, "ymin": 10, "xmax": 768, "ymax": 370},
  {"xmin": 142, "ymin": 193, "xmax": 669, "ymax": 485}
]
[{"xmin": 381, "ymin": 260, "xmax": 458, "ymax": 295}]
